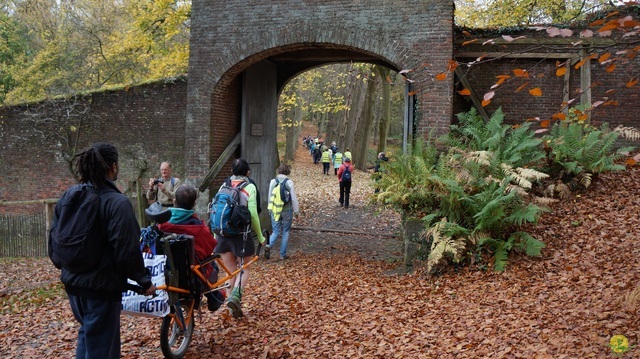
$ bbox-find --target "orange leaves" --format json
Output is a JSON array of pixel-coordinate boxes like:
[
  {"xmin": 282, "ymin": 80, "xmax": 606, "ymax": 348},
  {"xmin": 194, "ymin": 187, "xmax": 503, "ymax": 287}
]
[
  {"xmin": 513, "ymin": 69, "xmax": 529, "ymax": 78},
  {"xmin": 575, "ymin": 54, "xmax": 597, "ymax": 70},
  {"xmin": 555, "ymin": 66, "xmax": 567, "ymax": 77},
  {"xmin": 462, "ymin": 39, "xmax": 479, "ymax": 46},
  {"xmin": 598, "ymin": 22, "xmax": 619, "ymax": 33},
  {"xmin": 529, "ymin": 88, "xmax": 542, "ymax": 97},
  {"xmin": 515, "ymin": 82, "xmax": 529, "ymax": 93},
  {"xmin": 606, "ymin": 64, "xmax": 617, "ymax": 73},
  {"xmin": 458, "ymin": 88, "xmax": 471, "ymax": 96},
  {"xmin": 626, "ymin": 78, "xmax": 638, "ymax": 88},
  {"xmin": 539, "ymin": 119, "xmax": 551, "ymax": 128},
  {"xmin": 480, "ymin": 91, "xmax": 494, "ymax": 106},
  {"xmin": 589, "ymin": 19, "xmax": 604, "ymax": 27},
  {"xmin": 435, "ymin": 60, "xmax": 458, "ymax": 81},
  {"xmin": 552, "ymin": 113, "xmax": 566, "ymax": 121},
  {"xmin": 491, "ymin": 74, "xmax": 511, "ymax": 89},
  {"xmin": 598, "ymin": 53, "xmax": 611, "ymax": 64}
]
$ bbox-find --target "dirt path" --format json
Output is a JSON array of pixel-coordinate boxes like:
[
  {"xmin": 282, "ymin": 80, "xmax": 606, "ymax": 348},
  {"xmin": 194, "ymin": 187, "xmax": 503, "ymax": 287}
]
[{"xmin": 276, "ymin": 139, "xmax": 403, "ymax": 262}]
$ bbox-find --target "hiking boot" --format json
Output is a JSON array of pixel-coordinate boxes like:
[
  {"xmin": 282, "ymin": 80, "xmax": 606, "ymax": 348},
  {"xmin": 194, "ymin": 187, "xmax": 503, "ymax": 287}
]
[
  {"xmin": 207, "ymin": 291, "xmax": 226, "ymax": 312},
  {"xmin": 264, "ymin": 244, "xmax": 271, "ymax": 260},
  {"xmin": 279, "ymin": 255, "xmax": 290, "ymax": 261},
  {"xmin": 227, "ymin": 297, "xmax": 244, "ymax": 318},
  {"xmin": 227, "ymin": 288, "xmax": 243, "ymax": 318}
]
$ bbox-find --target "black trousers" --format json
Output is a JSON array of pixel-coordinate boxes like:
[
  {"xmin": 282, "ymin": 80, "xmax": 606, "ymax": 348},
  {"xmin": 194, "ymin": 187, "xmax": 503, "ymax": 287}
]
[{"xmin": 339, "ymin": 180, "xmax": 351, "ymax": 208}]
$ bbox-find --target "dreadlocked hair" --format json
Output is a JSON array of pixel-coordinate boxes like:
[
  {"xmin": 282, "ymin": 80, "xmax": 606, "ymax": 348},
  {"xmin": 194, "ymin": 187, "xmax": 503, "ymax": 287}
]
[{"xmin": 73, "ymin": 142, "xmax": 118, "ymax": 188}]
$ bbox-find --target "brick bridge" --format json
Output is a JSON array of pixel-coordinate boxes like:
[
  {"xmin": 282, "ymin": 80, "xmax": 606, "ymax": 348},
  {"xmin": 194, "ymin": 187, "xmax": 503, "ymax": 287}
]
[{"xmin": 185, "ymin": 0, "xmax": 454, "ymax": 211}]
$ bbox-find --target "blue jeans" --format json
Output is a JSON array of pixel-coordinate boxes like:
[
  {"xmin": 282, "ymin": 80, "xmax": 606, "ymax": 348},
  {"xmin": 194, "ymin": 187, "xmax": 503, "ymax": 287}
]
[
  {"xmin": 68, "ymin": 294, "xmax": 121, "ymax": 359},
  {"xmin": 269, "ymin": 209, "xmax": 293, "ymax": 258}
]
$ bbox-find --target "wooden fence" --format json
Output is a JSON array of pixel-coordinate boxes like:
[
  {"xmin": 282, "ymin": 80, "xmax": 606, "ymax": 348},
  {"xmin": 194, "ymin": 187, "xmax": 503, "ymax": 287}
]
[
  {"xmin": 1, "ymin": 188, "xmax": 150, "ymax": 258},
  {"xmin": 0, "ymin": 212, "xmax": 48, "ymax": 257}
]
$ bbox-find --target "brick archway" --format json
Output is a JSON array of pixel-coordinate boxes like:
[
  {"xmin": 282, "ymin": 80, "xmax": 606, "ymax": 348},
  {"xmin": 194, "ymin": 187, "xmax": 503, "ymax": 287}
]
[{"xmin": 186, "ymin": 0, "xmax": 454, "ymax": 212}]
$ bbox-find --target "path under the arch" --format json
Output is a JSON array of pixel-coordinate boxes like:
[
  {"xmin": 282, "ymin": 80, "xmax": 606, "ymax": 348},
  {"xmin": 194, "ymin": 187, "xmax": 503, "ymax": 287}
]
[{"xmin": 274, "ymin": 133, "xmax": 403, "ymax": 263}]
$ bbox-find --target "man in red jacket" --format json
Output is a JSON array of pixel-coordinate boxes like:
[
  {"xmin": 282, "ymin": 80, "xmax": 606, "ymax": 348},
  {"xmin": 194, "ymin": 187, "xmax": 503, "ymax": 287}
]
[{"xmin": 158, "ymin": 184, "xmax": 225, "ymax": 311}]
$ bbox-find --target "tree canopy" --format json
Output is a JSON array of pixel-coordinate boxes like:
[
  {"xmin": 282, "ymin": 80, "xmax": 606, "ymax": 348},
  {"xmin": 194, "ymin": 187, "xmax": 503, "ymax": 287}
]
[
  {"xmin": 454, "ymin": 0, "xmax": 615, "ymax": 28},
  {"xmin": 0, "ymin": 0, "xmax": 190, "ymax": 105}
]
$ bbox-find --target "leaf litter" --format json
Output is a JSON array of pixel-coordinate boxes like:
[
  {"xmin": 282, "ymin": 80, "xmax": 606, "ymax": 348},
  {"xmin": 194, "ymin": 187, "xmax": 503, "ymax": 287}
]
[{"xmin": 1, "ymin": 142, "xmax": 640, "ymax": 358}]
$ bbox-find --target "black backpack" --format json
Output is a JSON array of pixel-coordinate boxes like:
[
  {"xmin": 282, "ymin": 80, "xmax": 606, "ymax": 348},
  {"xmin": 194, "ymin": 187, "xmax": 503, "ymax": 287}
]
[
  {"xmin": 48, "ymin": 184, "xmax": 104, "ymax": 273},
  {"xmin": 342, "ymin": 165, "xmax": 352, "ymax": 181}
]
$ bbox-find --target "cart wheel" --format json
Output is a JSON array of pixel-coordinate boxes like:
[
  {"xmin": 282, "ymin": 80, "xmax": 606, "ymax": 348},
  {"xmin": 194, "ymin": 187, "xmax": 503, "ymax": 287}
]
[{"xmin": 160, "ymin": 300, "xmax": 195, "ymax": 359}]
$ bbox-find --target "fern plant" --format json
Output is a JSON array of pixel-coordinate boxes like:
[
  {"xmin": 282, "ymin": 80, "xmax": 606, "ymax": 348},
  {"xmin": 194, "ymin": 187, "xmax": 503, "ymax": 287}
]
[
  {"xmin": 376, "ymin": 108, "xmax": 550, "ymax": 273},
  {"xmin": 542, "ymin": 121, "xmax": 634, "ymax": 188},
  {"xmin": 444, "ymin": 107, "xmax": 545, "ymax": 169},
  {"xmin": 420, "ymin": 147, "xmax": 548, "ymax": 273}
]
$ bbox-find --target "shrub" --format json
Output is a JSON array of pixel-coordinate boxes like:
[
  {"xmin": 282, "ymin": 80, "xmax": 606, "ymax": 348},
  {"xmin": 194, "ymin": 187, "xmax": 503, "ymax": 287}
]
[{"xmin": 376, "ymin": 108, "xmax": 549, "ymax": 273}]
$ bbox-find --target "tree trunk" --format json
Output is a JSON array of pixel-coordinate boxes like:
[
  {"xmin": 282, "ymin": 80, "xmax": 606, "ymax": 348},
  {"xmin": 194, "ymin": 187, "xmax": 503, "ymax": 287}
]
[
  {"xmin": 376, "ymin": 66, "xmax": 391, "ymax": 155},
  {"xmin": 346, "ymin": 76, "xmax": 366, "ymax": 152},
  {"xmin": 354, "ymin": 66, "xmax": 378, "ymax": 169},
  {"xmin": 284, "ymin": 105, "xmax": 303, "ymax": 162}
]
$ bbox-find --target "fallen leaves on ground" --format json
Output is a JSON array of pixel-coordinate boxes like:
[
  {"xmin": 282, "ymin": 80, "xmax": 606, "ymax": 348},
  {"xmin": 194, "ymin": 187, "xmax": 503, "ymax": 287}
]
[{"xmin": 1, "ymin": 139, "xmax": 640, "ymax": 358}]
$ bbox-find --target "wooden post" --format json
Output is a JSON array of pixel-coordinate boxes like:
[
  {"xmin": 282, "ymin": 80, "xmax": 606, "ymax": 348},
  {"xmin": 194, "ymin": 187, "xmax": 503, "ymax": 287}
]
[
  {"xmin": 44, "ymin": 199, "xmax": 57, "ymax": 252},
  {"xmin": 563, "ymin": 61, "xmax": 572, "ymax": 116},
  {"xmin": 579, "ymin": 47, "xmax": 592, "ymax": 123}
]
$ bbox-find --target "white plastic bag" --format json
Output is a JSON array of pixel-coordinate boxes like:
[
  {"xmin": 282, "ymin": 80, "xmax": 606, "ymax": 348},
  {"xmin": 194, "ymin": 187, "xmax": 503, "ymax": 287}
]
[{"xmin": 121, "ymin": 252, "xmax": 170, "ymax": 318}]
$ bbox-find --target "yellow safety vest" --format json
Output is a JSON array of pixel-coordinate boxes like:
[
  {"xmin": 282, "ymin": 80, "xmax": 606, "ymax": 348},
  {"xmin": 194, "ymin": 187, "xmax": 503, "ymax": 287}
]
[
  {"xmin": 344, "ymin": 151, "xmax": 352, "ymax": 161},
  {"xmin": 333, "ymin": 152, "xmax": 343, "ymax": 165},
  {"xmin": 267, "ymin": 179, "xmax": 285, "ymax": 221},
  {"xmin": 321, "ymin": 151, "xmax": 331, "ymax": 162}
]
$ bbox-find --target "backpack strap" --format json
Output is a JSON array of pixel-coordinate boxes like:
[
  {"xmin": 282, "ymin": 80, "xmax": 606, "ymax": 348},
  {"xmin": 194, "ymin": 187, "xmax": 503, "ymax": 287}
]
[{"xmin": 170, "ymin": 177, "xmax": 175, "ymax": 187}]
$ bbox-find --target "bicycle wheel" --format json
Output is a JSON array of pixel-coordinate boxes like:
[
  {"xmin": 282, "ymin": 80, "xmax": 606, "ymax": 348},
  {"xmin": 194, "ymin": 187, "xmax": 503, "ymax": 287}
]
[{"xmin": 160, "ymin": 300, "xmax": 195, "ymax": 359}]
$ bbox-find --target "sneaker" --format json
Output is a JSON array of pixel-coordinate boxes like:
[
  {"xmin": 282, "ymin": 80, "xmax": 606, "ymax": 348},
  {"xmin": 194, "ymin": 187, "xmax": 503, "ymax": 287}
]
[
  {"xmin": 207, "ymin": 291, "xmax": 226, "ymax": 312},
  {"xmin": 280, "ymin": 255, "xmax": 290, "ymax": 260},
  {"xmin": 227, "ymin": 288, "xmax": 243, "ymax": 318},
  {"xmin": 227, "ymin": 297, "xmax": 244, "ymax": 318},
  {"xmin": 264, "ymin": 244, "xmax": 271, "ymax": 260}
]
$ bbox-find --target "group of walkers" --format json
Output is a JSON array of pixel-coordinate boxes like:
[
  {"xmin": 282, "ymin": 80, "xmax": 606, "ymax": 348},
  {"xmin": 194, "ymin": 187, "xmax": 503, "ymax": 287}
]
[
  {"xmin": 48, "ymin": 133, "xmax": 370, "ymax": 357},
  {"xmin": 302, "ymin": 135, "xmax": 355, "ymax": 207}
]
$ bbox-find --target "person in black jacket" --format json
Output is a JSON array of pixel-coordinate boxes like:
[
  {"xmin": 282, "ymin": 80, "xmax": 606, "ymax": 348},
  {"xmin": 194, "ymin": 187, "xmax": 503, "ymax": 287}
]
[{"xmin": 57, "ymin": 142, "xmax": 156, "ymax": 359}]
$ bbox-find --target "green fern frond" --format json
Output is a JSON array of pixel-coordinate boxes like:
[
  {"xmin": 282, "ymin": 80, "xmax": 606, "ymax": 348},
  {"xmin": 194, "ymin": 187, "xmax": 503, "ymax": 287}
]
[
  {"xmin": 510, "ymin": 231, "xmax": 545, "ymax": 256},
  {"xmin": 468, "ymin": 231, "xmax": 491, "ymax": 245},
  {"xmin": 478, "ymin": 239, "xmax": 510, "ymax": 271},
  {"xmin": 493, "ymin": 246, "xmax": 509, "ymax": 271},
  {"xmin": 505, "ymin": 203, "xmax": 549, "ymax": 226}
]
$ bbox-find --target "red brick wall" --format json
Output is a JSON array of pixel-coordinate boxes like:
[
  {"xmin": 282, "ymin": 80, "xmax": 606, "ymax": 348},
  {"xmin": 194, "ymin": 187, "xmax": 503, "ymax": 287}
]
[{"xmin": 0, "ymin": 79, "xmax": 188, "ymax": 214}]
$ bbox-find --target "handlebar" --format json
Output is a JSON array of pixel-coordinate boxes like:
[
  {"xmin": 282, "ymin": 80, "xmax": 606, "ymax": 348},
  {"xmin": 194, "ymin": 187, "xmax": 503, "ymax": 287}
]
[
  {"xmin": 126, "ymin": 283, "xmax": 158, "ymax": 297},
  {"xmin": 126, "ymin": 283, "xmax": 145, "ymax": 295}
]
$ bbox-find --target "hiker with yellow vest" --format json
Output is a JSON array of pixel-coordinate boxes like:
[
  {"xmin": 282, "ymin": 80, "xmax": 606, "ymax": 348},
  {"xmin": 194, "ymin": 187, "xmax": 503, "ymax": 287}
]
[
  {"xmin": 343, "ymin": 148, "xmax": 352, "ymax": 163},
  {"xmin": 332, "ymin": 149, "xmax": 343, "ymax": 176},
  {"xmin": 321, "ymin": 147, "xmax": 332, "ymax": 175},
  {"xmin": 266, "ymin": 163, "xmax": 300, "ymax": 261}
]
